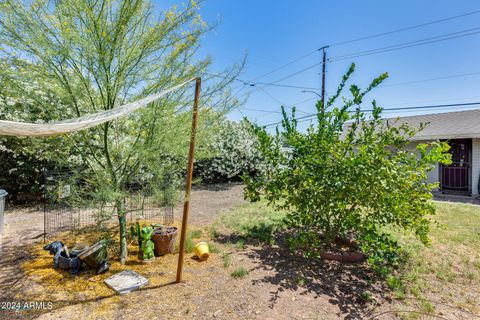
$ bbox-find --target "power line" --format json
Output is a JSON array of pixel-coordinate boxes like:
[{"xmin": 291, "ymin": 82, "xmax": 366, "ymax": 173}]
[
  {"xmin": 257, "ymin": 86, "xmax": 288, "ymax": 106},
  {"xmin": 246, "ymin": 50, "xmax": 319, "ymax": 82},
  {"xmin": 380, "ymin": 95, "xmax": 480, "ymax": 107},
  {"xmin": 233, "ymin": 8, "xmax": 480, "ymax": 88},
  {"xmin": 330, "ymin": 27, "xmax": 480, "ymax": 62},
  {"xmin": 293, "ymin": 105, "xmax": 480, "ymax": 126},
  {"xmin": 207, "ymin": 68, "xmax": 480, "ymax": 122},
  {"xmin": 241, "ymin": 107, "xmax": 284, "ymax": 114},
  {"xmin": 329, "ymin": 9, "xmax": 480, "ymax": 47},
  {"xmin": 239, "ymin": 96, "xmax": 318, "ymax": 119},
  {"xmin": 204, "ymin": 72, "xmax": 321, "ymax": 90},
  {"xmin": 238, "ymin": 26, "xmax": 480, "ymax": 97},
  {"xmin": 380, "ymin": 71, "xmax": 480, "ymax": 88},
  {"xmin": 208, "ymin": 27, "xmax": 480, "ymax": 99},
  {"xmin": 238, "ymin": 91, "xmax": 480, "ymax": 118},
  {"xmin": 208, "ymin": 69, "xmax": 480, "ymax": 93},
  {"xmin": 257, "ymin": 86, "xmax": 312, "ymax": 115},
  {"xmin": 237, "ymin": 61, "xmax": 322, "ymax": 99},
  {"xmin": 256, "ymin": 62, "xmax": 322, "ymax": 87},
  {"xmin": 261, "ymin": 102, "xmax": 480, "ymax": 127},
  {"xmin": 363, "ymin": 101, "xmax": 480, "ymax": 112},
  {"xmin": 205, "ymin": 11, "xmax": 480, "ymax": 121},
  {"xmin": 245, "ymin": 82, "xmax": 320, "ymax": 90}
]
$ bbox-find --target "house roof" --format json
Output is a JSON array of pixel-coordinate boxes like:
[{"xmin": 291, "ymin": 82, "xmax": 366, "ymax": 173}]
[{"xmin": 386, "ymin": 108, "xmax": 480, "ymax": 141}]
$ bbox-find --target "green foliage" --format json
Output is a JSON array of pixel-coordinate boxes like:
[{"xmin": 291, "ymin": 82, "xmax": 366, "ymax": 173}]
[
  {"xmin": 0, "ymin": 0, "xmax": 243, "ymax": 263},
  {"xmin": 230, "ymin": 267, "xmax": 248, "ymax": 279},
  {"xmin": 386, "ymin": 274, "xmax": 406, "ymax": 298},
  {"xmin": 189, "ymin": 229, "xmax": 203, "ymax": 238},
  {"xmin": 0, "ymin": 59, "xmax": 80, "ymax": 200},
  {"xmin": 196, "ymin": 119, "xmax": 265, "ymax": 182},
  {"xmin": 208, "ymin": 242, "xmax": 220, "ymax": 253},
  {"xmin": 359, "ymin": 290, "xmax": 373, "ymax": 303},
  {"xmin": 244, "ymin": 63, "xmax": 452, "ymax": 271},
  {"xmin": 233, "ymin": 239, "xmax": 245, "ymax": 249},
  {"xmin": 223, "ymin": 253, "xmax": 231, "ymax": 268},
  {"xmin": 184, "ymin": 231, "xmax": 196, "ymax": 253}
]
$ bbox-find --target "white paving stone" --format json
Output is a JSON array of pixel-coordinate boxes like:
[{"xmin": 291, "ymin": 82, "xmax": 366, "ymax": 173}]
[{"xmin": 104, "ymin": 269, "xmax": 148, "ymax": 295}]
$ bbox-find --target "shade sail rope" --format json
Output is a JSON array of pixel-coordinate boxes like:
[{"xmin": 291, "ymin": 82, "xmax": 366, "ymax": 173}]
[{"xmin": 0, "ymin": 78, "xmax": 195, "ymax": 137}]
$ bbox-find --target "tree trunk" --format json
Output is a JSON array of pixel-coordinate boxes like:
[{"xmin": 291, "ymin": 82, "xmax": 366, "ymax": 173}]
[{"xmin": 117, "ymin": 200, "xmax": 128, "ymax": 264}]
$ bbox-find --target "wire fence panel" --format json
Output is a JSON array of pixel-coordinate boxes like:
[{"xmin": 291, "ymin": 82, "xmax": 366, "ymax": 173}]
[{"xmin": 43, "ymin": 170, "xmax": 175, "ymax": 239}]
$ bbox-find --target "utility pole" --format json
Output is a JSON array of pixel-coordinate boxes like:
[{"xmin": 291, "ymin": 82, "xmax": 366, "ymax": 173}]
[{"xmin": 319, "ymin": 46, "xmax": 329, "ymax": 114}]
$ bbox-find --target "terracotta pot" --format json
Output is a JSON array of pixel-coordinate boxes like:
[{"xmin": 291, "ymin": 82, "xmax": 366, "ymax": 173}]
[
  {"xmin": 152, "ymin": 226, "xmax": 178, "ymax": 256},
  {"xmin": 309, "ymin": 233, "xmax": 365, "ymax": 263},
  {"xmin": 319, "ymin": 250, "xmax": 365, "ymax": 263}
]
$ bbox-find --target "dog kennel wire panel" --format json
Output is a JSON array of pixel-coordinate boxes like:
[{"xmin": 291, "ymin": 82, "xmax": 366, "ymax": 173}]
[{"xmin": 43, "ymin": 170, "xmax": 175, "ymax": 239}]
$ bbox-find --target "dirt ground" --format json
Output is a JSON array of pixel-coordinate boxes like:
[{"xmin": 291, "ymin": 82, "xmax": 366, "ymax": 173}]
[
  {"xmin": 0, "ymin": 183, "xmax": 402, "ymax": 319},
  {"xmin": 1, "ymin": 183, "xmax": 246, "ymax": 248}
]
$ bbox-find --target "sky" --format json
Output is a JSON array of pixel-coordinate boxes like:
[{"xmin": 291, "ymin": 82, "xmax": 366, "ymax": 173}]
[{"xmin": 171, "ymin": 1, "xmax": 480, "ymax": 129}]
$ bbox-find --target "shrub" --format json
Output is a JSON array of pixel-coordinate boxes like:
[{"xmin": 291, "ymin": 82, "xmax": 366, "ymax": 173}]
[
  {"xmin": 196, "ymin": 119, "xmax": 265, "ymax": 183},
  {"xmin": 0, "ymin": 59, "xmax": 79, "ymax": 201},
  {"xmin": 244, "ymin": 64, "xmax": 451, "ymax": 272}
]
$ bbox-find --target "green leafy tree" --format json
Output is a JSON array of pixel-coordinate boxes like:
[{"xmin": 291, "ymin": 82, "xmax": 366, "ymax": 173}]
[
  {"xmin": 0, "ymin": 0, "xmax": 242, "ymax": 263},
  {"xmin": 245, "ymin": 64, "xmax": 451, "ymax": 271}
]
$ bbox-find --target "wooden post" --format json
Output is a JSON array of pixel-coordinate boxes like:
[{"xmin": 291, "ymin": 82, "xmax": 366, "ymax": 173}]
[{"xmin": 176, "ymin": 77, "xmax": 201, "ymax": 283}]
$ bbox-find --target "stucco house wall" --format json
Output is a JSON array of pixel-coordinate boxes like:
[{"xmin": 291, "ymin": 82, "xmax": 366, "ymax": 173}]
[
  {"xmin": 406, "ymin": 138, "xmax": 480, "ymax": 196},
  {"xmin": 391, "ymin": 109, "xmax": 480, "ymax": 198},
  {"xmin": 344, "ymin": 109, "xmax": 480, "ymax": 197}
]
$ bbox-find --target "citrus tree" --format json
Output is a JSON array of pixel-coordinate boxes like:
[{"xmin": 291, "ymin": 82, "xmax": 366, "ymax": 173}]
[{"xmin": 244, "ymin": 64, "xmax": 451, "ymax": 271}]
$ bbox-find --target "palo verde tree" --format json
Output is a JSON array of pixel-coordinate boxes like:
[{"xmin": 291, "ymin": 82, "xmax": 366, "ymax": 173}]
[
  {"xmin": 245, "ymin": 64, "xmax": 451, "ymax": 272},
  {"xmin": 0, "ymin": 0, "xmax": 242, "ymax": 263}
]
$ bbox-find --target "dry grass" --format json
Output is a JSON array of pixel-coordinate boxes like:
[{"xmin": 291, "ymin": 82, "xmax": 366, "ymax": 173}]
[
  {"xmin": 388, "ymin": 201, "xmax": 480, "ymax": 319},
  {"xmin": 211, "ymin": 201, "xmax": 287, "ymax": 245},
  {"xmin": 214, "ymin": 199, "xmax": 480, "ymax": 319},
  {"xmin": 7, "ymin": 199, "xmax": 480, "ymax": 319}
]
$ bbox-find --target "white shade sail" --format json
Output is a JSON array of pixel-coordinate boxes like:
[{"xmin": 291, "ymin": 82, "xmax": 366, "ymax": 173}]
[{"xmin": 0, "ymin": 78, "xmax": 195, "ymax": 137}]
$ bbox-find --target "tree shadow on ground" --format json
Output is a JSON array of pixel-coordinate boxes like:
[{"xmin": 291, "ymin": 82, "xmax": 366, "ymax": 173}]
[{"xmin": 215, "ymin": 229, "xmax": 391, "ymax": 320}]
